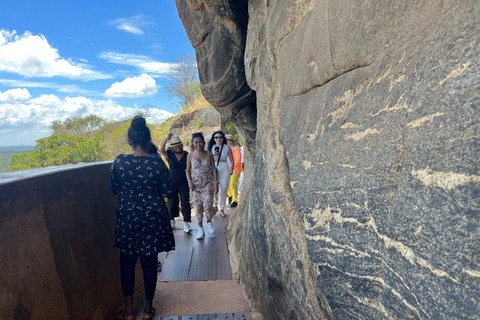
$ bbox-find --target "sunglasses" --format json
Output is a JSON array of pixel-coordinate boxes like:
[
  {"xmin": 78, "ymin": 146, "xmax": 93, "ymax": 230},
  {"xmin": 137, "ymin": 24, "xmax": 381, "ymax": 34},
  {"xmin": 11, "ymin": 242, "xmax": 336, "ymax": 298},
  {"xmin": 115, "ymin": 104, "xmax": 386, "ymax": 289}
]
[
  {"xmin": 192, "ymin": 132, "xmax": 203, "ymax": 138},
  {"xmin": 214, "ymin": 136, "xmax": 223, "ymax": 139}
]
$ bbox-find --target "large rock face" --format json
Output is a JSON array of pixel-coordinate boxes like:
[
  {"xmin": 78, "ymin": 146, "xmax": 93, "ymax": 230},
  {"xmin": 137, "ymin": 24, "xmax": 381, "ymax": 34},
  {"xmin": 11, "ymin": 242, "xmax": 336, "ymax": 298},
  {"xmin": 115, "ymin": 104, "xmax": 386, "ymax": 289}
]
[{"xmin": 177, "ymin": 1, "xmax": 480, "ymax": 319}]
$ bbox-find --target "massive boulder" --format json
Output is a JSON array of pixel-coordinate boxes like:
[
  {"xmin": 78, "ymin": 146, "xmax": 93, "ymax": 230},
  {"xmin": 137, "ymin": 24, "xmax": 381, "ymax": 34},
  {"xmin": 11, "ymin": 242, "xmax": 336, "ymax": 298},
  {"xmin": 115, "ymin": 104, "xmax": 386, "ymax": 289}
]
[{"xmin": 177, "ymin": 1, "xmax": 480, "ymax": 319}]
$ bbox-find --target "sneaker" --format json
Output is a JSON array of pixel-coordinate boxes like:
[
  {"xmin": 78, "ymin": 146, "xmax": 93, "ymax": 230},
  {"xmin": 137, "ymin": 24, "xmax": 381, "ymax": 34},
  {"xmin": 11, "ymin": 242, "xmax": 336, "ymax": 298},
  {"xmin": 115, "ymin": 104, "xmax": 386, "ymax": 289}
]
[
  {"xmin": 183, "ymin": 222, "xmax": 192, "ymax": 233},
  {"xmin": 228, "ymin": 196, "xmax": 232, "ymax": 204},
  {"xmin": 230, "ymin": 201, "xmax": 238, "ymax": 208},
  {"xmin": 170, "ymin": 220, "xmax": 175, "ymax": 229},
  {"xmin": 196, "ymin": 227, "xmax": 205, "ymax": 240},
  {"xmin": 206, "ymin": 221, "xmax": 215, "ymax": 235}
]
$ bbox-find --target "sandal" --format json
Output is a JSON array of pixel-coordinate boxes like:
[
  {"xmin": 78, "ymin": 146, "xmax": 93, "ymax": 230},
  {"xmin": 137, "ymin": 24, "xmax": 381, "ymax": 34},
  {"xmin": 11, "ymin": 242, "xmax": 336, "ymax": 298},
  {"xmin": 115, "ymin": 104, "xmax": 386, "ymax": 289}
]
[
  {"xmin": 142, "ymin": 307, "xmax": 156, "ymax": 320},
  {"xmin": 219, "ymin": 210, "xmax": 227, "ymax": 217},
  {"xmin": 114, "ymin": 312, "xmax": 134, "ymax": 320}
]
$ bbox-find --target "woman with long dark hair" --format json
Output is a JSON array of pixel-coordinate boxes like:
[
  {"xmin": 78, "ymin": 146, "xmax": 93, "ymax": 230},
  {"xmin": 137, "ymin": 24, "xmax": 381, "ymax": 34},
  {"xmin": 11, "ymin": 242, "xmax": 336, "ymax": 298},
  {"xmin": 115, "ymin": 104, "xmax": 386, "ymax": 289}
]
[
  {"xmin": 110, "ymin": 116, "xmax": 174, "ymax": 320},
  {"xmin": 208, "ymin": 131, "xmax": 234, "ymax": 217}
]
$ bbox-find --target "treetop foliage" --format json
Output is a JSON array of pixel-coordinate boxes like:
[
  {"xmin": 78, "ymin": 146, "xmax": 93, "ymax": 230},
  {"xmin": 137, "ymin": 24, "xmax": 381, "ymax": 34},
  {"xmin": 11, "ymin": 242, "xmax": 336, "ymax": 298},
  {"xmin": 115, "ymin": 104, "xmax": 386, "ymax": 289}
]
[{"xmin": 163, "ymin": 54, "xmax": 202, "ymax": 109}]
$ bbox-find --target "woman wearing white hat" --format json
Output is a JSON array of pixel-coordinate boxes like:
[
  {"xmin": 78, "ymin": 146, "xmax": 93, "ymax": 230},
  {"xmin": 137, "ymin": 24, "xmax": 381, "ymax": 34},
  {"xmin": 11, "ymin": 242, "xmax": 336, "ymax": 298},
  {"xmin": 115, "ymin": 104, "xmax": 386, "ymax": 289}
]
[{"xmin": 160, "ymin": 133, "xmax": 192, "ymax": 233}]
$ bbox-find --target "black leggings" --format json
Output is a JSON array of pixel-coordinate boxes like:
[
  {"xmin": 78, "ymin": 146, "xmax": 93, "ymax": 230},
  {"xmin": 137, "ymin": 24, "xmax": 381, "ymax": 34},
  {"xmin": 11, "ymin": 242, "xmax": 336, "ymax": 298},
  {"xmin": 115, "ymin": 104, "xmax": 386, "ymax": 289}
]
[{"xmin": 120, "ymin": 253, "xmax": 158, "ymax": 300}]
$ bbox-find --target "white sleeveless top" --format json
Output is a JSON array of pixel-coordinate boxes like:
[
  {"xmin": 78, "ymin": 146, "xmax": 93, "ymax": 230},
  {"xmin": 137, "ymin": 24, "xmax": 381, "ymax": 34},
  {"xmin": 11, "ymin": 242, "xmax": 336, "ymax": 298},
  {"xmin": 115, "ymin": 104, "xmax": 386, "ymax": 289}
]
[{"xmin": 212, "ymin": 145, "xmax": 228, "ymax": 162}]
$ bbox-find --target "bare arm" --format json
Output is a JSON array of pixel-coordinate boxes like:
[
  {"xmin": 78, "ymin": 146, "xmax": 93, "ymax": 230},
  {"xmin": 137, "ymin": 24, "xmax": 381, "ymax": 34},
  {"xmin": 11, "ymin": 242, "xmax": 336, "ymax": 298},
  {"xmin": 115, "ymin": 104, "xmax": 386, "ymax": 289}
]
[
  {"xmin": 159, "ymin": 137, "xmax": 169, "ymax": 158},
  {"xmin": 209, "ymin": 152, "xmax": 218, "ymax": 183},
  {"xmin": 186, "ymin": 154, "xmax": 195, "ymax": 189},
  {"xmin": 209, "ymin": 152, "xmax": 219, "ymax": 193},
  {"xmin": 227, "ymin": 146, "xmax": 234, "ymax": 175}
]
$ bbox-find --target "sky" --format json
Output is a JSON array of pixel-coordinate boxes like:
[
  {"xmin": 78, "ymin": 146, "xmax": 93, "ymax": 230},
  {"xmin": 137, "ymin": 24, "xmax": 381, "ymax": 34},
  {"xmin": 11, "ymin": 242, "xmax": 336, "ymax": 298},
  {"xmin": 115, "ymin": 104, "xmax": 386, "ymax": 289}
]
[{"xmin": 0, "ymin": 0, "xmax": 196, "ymax": 146}]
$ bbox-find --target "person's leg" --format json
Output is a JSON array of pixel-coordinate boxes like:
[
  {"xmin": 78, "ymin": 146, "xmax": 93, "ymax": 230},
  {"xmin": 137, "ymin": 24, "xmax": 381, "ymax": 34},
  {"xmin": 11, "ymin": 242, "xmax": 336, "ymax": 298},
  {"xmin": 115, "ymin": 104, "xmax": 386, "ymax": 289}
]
[
  {"xmin": 205, "ymin": 184, "xmax": 216, "ymax": 223},
  {"xmin": 229, "ymin": 172, "xmax": 239, "ymax": 203},
  {"xmin": 192, "ymin": 190, "xmax": 203, "ymax": 228},
  {"xmin": 238, "ymin": 171, "xmax": 244, "ymax": 201},
  {"xmin": 139, "ymin": 254, "xmax": 158, "ymax": 319},
  {"xmin": 117, "ymin": 253, "xmax": 138, "ymax": 320},
  {"xmin": 218, "ymin": 162, "xmax": 231, "ymax": 215},
  {"xmin": 168, "ymin": 182, "xmax": 180, "ymax": 220},
  {"xmin": 178, "ymin": 181, "xmax": 191, "ymax": 223}
]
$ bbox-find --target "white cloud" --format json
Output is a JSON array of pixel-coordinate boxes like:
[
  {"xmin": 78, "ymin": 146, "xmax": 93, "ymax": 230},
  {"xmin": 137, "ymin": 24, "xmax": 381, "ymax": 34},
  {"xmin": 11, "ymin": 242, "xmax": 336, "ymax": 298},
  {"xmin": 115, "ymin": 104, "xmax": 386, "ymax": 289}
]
[
  {"xmin": 110, "ymin": 15, "xmax": 150, "ymax": 35},
  {"xmin": 99, "ymin": 52, "xmax": 172, "ymax": 76},
  {"xmin": 0, "ymin": 79, "xmax": 101, "ymax": 95},
  {"xmin": 0, "ymin": 88, "xmax": 31, "ymax": 102},
  {"xmin": 0, "ymin": 29, "xmax": 110, "ymax": 80},
  {"xmin": 104, "ymin": 73, "xmax": 158, "ymax": 98},
  {"xmin": 0, "ymin": 91, "xmax": 174, "ymax": 145}
]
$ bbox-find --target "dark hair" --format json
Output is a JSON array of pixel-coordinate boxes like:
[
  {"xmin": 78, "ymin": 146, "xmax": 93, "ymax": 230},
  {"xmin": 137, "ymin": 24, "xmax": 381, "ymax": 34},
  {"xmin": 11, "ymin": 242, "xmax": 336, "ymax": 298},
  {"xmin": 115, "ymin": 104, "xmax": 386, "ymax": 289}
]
[
  {"xmin": 207, "ymin": 131, "xmax": 226, "ymax": 152},
  {"xmin": 148, "ymin": 143, "xmax": 159, "ymax": 155},
  {"xmin": 190, "ymin": 132, "xmax": 205, "ymax": 150},
  {"xmin": 127, "ymin": 116, "xmax": 151, "ymax": 151}
]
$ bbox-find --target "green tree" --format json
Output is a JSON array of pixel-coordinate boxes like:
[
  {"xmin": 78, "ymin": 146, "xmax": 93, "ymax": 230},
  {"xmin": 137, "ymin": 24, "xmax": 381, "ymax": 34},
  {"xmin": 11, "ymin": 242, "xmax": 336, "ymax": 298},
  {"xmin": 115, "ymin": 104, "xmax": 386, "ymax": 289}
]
[
  {"xmin": 225, "ymin": 122, "xmax": 241, "ymax": 145},
  {"xmin": 163, "ymin": 54, "xmax": 202, "ymax": 108},
  {"xmin": 9, "ymin": 134, "xmax": 106, "ymax": 171},
  {"xmin": 51, "ymin": 115, "xmax": 105, "ymax": 137}
]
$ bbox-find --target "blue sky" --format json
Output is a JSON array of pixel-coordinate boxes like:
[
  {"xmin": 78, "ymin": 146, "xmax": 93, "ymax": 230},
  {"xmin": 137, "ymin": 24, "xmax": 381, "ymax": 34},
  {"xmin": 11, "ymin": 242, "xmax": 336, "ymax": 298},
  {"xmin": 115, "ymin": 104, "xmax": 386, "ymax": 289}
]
[{"xmin": 0, "ymin": 0, "xmax": 195, "ymax": 146}]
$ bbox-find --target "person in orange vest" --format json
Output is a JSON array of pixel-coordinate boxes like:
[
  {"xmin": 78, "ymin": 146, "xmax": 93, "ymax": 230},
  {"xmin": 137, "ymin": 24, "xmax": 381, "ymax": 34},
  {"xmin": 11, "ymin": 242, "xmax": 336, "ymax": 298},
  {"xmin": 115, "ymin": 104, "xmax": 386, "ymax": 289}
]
[{"xmin": 226, "ymin": 134, "xmax": 243, "ymax": 208}]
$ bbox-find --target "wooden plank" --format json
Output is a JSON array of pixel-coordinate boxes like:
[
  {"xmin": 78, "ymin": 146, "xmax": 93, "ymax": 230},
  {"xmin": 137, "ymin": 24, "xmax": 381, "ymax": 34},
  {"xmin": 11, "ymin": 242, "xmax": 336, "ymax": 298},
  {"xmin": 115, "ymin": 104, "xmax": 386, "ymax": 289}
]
[{"xmin": 158, "ymin": 229, "xmax": 194, "ymax": 282}]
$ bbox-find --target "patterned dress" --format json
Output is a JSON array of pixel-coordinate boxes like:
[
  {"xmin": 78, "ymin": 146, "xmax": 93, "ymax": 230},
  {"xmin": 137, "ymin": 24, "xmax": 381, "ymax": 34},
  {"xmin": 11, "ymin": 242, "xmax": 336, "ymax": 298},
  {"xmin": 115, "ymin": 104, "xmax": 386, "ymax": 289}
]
[
  {"xmin": 110, "ymin": 154, "xmax": 174, "ymax": 255},
  {"xmin": 191, "ymin": 156, "xmax": 215, "ymax": 221}
]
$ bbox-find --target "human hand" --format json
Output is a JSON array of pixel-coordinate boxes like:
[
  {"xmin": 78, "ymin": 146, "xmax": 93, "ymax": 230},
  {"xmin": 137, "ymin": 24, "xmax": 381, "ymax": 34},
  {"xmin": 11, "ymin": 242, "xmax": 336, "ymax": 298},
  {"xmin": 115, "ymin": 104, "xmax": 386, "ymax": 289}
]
[
  {"xmin": 188, "ymin": 181, "xmax": 195, "ymax": 190},
  {"xmin": 214, "ymin": 183, "xmax": 219, "ymax": 193},
  {"xmin": 213, "ymin": 150, "xmax": 219, "ymax": 156},
  {"xmin": 167, "ymin": 132, "xmax": 173, "ymax": 140},
  {"xmin": 228, "ymin": 168, "xmax": 233, "ymax": 175}
]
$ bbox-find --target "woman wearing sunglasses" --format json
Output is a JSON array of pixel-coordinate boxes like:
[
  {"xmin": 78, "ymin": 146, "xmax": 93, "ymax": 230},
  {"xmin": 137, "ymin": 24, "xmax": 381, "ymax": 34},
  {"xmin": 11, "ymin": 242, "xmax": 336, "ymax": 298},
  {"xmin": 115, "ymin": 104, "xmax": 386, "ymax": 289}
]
[{"xmin": 208, "ymin": 131, "xmax": 234, "ymax": 217}]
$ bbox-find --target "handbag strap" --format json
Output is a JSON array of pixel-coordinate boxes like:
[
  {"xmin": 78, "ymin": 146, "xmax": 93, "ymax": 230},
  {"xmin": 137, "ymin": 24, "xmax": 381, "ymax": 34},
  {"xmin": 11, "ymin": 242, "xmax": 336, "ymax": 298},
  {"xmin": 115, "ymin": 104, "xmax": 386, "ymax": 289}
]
[{"xmin": 216, "ymin": 144, "xmax": 224, "ymax": 167}]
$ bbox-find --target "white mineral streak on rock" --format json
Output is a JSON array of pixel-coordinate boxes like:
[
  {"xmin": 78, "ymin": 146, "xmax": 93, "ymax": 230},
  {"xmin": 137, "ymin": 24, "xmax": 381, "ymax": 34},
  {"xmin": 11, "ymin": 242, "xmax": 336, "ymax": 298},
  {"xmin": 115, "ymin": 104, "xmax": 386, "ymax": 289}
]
[
  {"xmin": 439, "ymin": 62, "xmax": 473, "ymax": 86},
  {"xmin": 463, "ymin": 269, "xmax": 480, "ymax": 277},
  {"xmin": 341, "ymin": 164, "xmax": 356, "ymax": 168},
  {"xmin": 347, "ymin": 202, "xmax": 362, "ymax": 209},
  {"xmin": 371, "ymin": 91, "xmax": 412, "ymax": 117},
  {"xmin": 306, "ymin": 133, "xmax": 316, "ymax": 142},
  {"xmin": 407, "ymin": 112, "xmax": 444, "ymax": 128},
  {"xmin": 340, "ymin": 122, "xmax": 359, "ymax": 129},
  {"xmin": 412, "ymin": 169, "xmax": 480, "ymax": 190},
  {"xmin": 389, "ymin": 74, "xmax": 406, "ymax": 91},
  {"xmin": 307, "ymin": 208, "xmax": 460, "ymax": 284},
  {"xmin": 290, "ymin": 181, "xmax": 299, "ymax": 188},
  {"xmin": 345, "ymin": 128, "xmax": 380, "ymax": 141},
  {"xmin": 315, "ymin": 262, "xmax": 420, "ymax": 317},
  {"xmin": 330, "ymin": 79, "xmax": 372, "ymax": 124},
  {"xmin": 375, "ymin": 68, "xmax": 391, "ymax": 84},
  {"xmin": 302, "ymin": 160, "xmax": 312, "ymax": 170}
]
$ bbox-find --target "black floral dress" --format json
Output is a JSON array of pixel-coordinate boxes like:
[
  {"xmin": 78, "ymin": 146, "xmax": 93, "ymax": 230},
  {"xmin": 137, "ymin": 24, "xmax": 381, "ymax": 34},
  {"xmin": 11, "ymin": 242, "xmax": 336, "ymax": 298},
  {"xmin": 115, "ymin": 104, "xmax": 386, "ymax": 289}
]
[{"xmin": 110, "ymin": 154, "xmax": 174, "ymax": 255}]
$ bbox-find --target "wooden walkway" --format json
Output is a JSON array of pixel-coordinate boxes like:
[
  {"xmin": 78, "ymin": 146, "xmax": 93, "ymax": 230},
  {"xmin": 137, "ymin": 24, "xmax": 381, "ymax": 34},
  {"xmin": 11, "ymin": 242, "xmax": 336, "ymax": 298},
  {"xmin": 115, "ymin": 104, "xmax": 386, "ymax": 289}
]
[{"xmin": 147, "ymin": 208, "xmax": 252, "ymax": 320}]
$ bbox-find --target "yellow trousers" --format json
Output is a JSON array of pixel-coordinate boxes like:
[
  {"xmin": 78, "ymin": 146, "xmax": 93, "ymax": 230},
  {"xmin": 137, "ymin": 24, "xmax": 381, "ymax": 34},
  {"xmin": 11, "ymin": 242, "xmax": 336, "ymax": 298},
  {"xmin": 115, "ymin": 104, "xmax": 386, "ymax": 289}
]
[{"xmin": 227, "ymin": 172, "xmax": 240, "ymax": 202}]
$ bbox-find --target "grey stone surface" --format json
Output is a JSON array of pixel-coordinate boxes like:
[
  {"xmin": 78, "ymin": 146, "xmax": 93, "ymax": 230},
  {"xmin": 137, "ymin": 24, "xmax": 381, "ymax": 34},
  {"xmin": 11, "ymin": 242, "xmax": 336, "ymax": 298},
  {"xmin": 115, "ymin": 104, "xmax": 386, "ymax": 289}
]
[
  {"xmin": 177, "ymin": 0, "xmax": 480, "ymax": 319},
  {"xmin": 175, "ymin": 0, "xmax": 257, "ymax": 156}
]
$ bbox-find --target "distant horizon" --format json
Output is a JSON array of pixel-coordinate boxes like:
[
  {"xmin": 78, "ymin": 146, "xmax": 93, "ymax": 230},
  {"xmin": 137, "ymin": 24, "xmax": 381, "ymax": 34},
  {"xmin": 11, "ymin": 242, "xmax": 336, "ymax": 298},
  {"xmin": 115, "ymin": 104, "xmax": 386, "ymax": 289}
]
[
  {"xmin": 0, "ymin": 145, "xmax": 35, "ymax": 148},
  {"xmin": 0, "ymin": 1, "xmax": 194, "ymax": 146}
]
